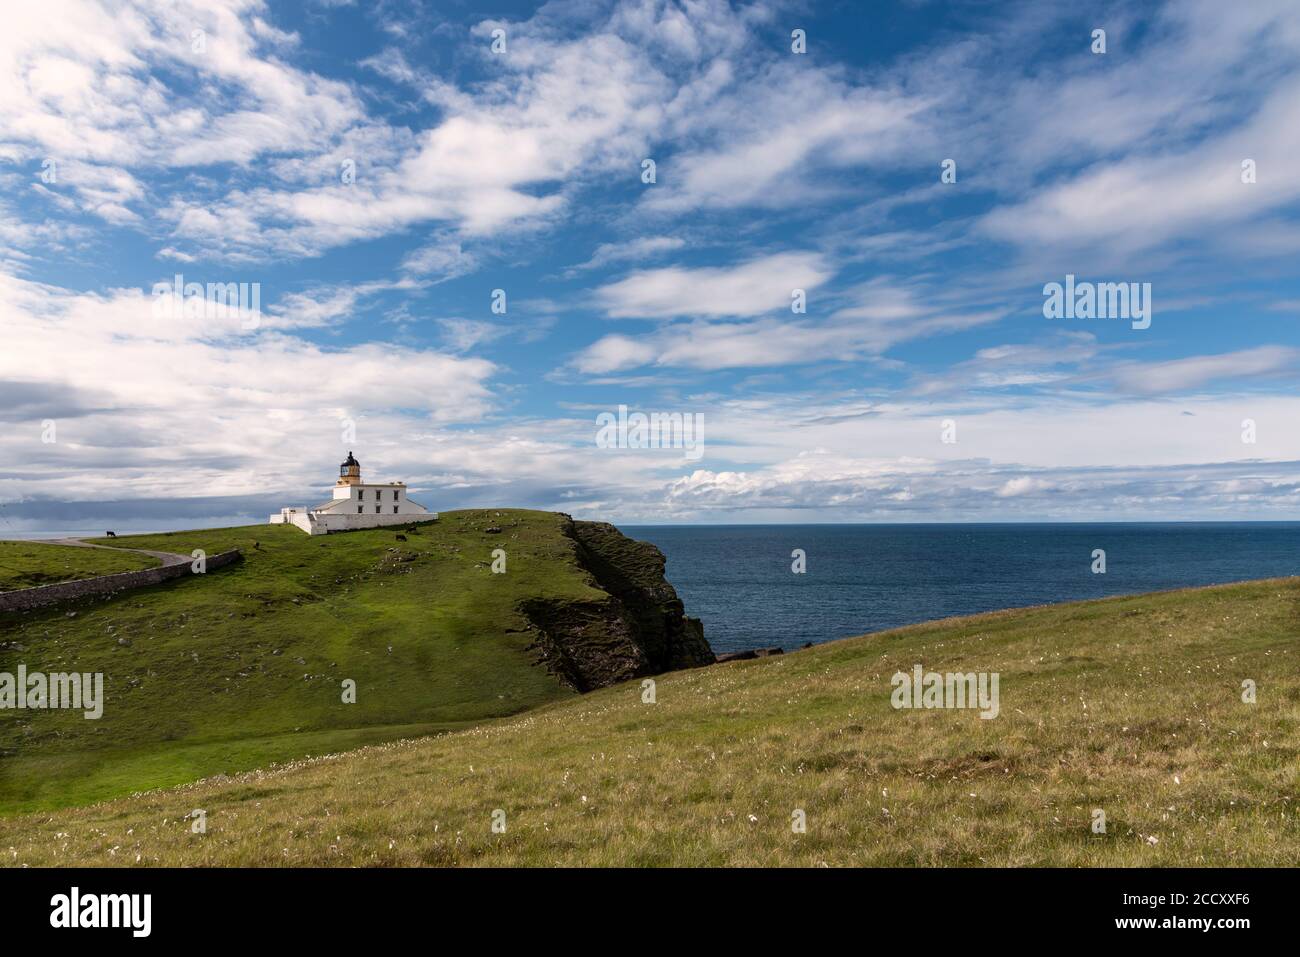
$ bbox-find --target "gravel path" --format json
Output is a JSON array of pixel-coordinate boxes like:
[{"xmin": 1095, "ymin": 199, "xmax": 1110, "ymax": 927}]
[{"xmin": 33, "ymin": 537, "xmax": 192, "ymax": 567}]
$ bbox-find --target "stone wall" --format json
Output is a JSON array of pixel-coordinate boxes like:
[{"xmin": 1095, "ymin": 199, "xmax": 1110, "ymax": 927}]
[{"xmin": 0, "ymin": 549, "xmax": 243, "ymax": 613}]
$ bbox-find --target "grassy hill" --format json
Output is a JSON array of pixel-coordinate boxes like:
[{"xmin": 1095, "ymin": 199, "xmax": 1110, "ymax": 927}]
[
  {"xmin": 2, "ymin": 576, "xmax": 1297, "ymax": 866},
  {"xmin": 0, "ymin": 541, "xmax": 160, "ymax": 592},
  {"xmin": 0, "ymin": 510, "xmax": 707, "ymax": 814}
]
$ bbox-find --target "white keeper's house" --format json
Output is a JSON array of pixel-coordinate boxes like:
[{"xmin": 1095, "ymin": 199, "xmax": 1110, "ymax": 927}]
[{"xmin": 269, "ymin": 452, "xmax": 433, "ymax": 535}]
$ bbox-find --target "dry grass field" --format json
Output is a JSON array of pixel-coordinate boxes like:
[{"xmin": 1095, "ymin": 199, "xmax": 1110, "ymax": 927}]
[{"xmin": 4, "ymin": 576, "xmax": 1297, "ymax": 866}]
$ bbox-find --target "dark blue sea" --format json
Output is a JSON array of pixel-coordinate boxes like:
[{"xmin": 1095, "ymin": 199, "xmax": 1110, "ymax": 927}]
[{"xmin": 625, "ymin": 523, "xmax": 1300, "ymax": 654}]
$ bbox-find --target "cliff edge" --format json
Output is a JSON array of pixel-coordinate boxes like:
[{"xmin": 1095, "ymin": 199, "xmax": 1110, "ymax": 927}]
[{"xmin": 521, "ymin": 517, "xmax": 714, "ymax": 691}]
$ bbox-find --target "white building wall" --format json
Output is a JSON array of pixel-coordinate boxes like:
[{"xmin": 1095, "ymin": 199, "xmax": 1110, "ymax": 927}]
[{"xmin": 270, "ymin": 485, "xmax": 432, "ymax": 535}]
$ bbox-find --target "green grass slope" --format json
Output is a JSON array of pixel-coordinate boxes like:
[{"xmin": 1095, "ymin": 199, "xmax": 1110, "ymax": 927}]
[
  {"xmin": 3, "ymin": 577, "xmax": 1297, "ymax": 866},
  {"xmin": 0, "ymin": 510, "xmax": 618, "ymax": 813},
  {"xmin": 0, "ymin": 541, "xmax": 160, "ymax": 592}
]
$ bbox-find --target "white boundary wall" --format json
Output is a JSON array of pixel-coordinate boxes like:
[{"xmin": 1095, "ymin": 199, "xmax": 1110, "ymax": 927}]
[{"xmin": 270, "ymin": 507, "xmax": 437, "ymax": 535}]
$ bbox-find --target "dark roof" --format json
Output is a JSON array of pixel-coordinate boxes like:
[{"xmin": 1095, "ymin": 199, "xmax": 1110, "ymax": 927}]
[{"xmin": 341, "ymin": 451, "xmax": 360, "ymax": 468}]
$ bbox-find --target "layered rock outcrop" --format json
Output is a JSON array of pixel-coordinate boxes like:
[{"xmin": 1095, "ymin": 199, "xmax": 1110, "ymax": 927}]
[{"xmin": 521, "ymin": 518, "xmax": 714, "ymax": 691}]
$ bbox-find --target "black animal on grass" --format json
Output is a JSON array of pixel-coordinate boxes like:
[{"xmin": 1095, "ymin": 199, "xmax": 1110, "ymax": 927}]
[
  {"xmin": 105, "ymin": 530, "xmax": 116, "ymax": 538},
  {"xmin": 395, "ymin": 534, "xmax": 408, "ymax": 542}
]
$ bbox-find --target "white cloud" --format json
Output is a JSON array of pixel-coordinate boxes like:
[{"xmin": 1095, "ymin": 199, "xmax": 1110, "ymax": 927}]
[
  {"xmin": 1105, "ymin": 347, "xmax": 1300, "ymax": 394},
  {"xmin": 644, "ymin": 62, "xmax": 934, "ymax": 214},
  {"xmin": 909, "ymin": 334, "xmax": 1102, "ymax": 396},
  {"xmin": 264, "ymin": 278, "xmax": 421, "ymax": 330},
  {"xmin": 571, "ymin": 334, "xmax": 657, "ymax": 374},
  {"xmin": 980, "ymin": 1, "xmax": 1300, "ymax": 255},
  {"xmin": 592, "ymin": 252, "xmax": 832, "ymax": 320},
  {"xmin": 575, "ymin": 273, "xmax": 1002, "ymax": 373},
  {"xmin": 641, "ymin": 391, "xmax": 1300, "ymax": 520},
  {"xmin": 400, "ymin": 235, "xmax": 479, "ymax": 281},
  {"xmin": 436, "ymin": 318, "xmax": 507, "ymax": 353},
  {"xmin": 565, "ymin": 236, "xmax": 686, "ymax": 275},
  {"xmin": 0, "ymin": 267, "xmax": 496, "ymax": 502},
  {"xmin": 161, "ymin": 12, "xmax": 680, "ymax": 260},
  {"xmin": 995, "ymin": 476, "xmax": 1053, "ymax": 498},
  {"xmin": 0, "ymin": 0, "xmax": 364, "ymax": 170}
]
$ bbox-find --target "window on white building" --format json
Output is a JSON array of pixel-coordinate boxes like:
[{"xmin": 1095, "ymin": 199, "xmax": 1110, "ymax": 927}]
[
  {"xmin": 357, "ymin": 506, "xmax": 363, "ymax": 514},
  {"xmin": 392, "ymin": 506, "xmax": 398, "ymax": 514}
]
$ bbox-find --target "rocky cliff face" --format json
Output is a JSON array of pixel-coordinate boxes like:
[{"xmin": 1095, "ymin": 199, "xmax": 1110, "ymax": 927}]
[{"xmin": 521, "ymin": 518, "xmax": 714, "ymax": 691}]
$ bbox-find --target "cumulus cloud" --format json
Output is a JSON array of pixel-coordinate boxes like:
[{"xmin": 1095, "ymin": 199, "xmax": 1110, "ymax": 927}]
[
  {"xmin": 0, "ymin": 267, "xmax": 497, "ymax": 504},
  {"xmin": 0, "ymin": 0, "xmax": 364, "ymax": 170}
]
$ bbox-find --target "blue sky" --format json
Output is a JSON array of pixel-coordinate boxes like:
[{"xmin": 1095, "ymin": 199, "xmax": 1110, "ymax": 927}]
[{"xmin": 3, "ymin": 0, "xmax": 1300, "ymax": 530}]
